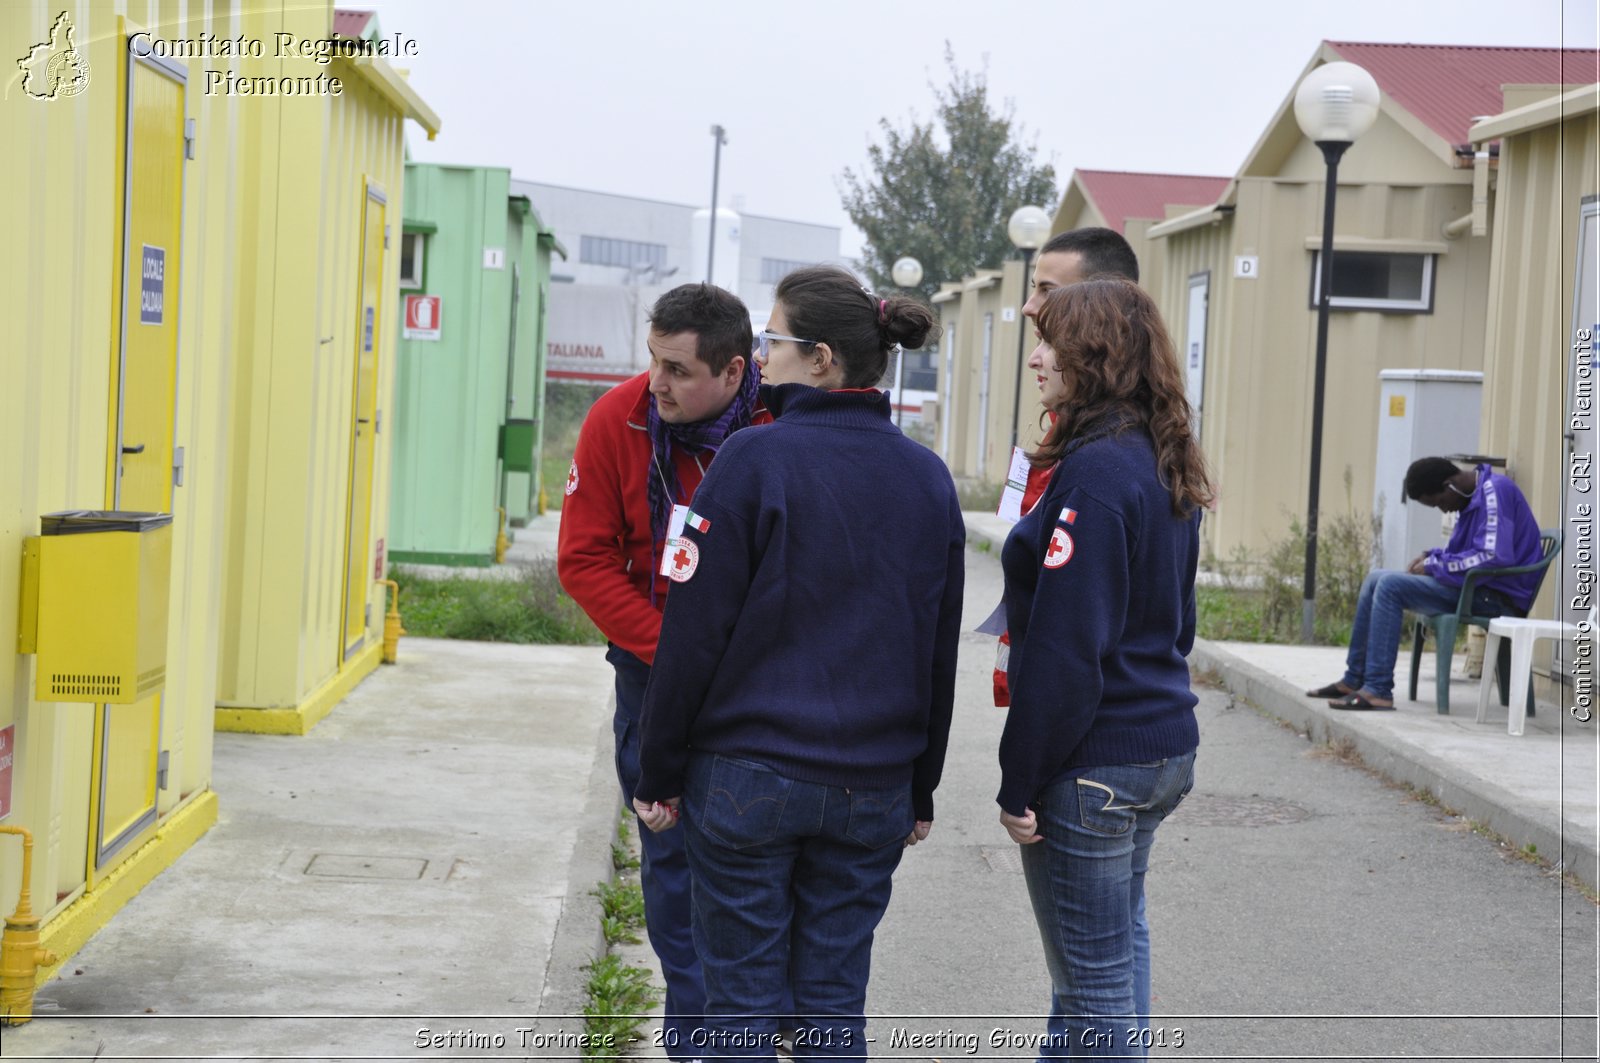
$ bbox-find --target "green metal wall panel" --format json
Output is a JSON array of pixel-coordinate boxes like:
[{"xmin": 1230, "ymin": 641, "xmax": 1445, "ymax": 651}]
[{"xmin": 390, "ymin": 164, "xmax": 515, "ymax": 562}]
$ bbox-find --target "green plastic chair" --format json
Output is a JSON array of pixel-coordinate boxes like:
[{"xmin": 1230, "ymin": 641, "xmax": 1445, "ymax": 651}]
[{"xmin": 1407, "ymin": 528, "xmax": 1562, "ymax": 715}]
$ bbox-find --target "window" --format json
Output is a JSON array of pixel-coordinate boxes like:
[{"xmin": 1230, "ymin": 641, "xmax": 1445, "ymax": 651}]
[
  {"xmin": 760, "ymin": 257, "xmax": 815, "ymax": 284},
  {"xmin": 1310, "ymin": 250, "xmax": 1434, "ymax": 312},
  {"xmin": 399, "ymin": 232, "xmax": 426, "ymax": 289},
  {"xmin": 580, "ymin": 235, "xmax": 667, "ymax": 271},
  {"xmin": 900, "ymin": 350, "xmax": 938, "ymax": 392}
]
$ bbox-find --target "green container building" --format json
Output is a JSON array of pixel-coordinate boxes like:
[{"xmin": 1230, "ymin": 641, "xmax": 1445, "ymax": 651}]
[{"xmin": 389, "ymin": 164, "xmax": 564, "ymax": 566}]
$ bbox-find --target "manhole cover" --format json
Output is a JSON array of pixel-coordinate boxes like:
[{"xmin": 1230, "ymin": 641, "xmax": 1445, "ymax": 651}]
[
  {"xmin": 1168, "ymin": 794, "xmax": 1312, "ymax": 828},
  {"xmin": 303, "ymin": 854, "xmax": 428, "ymax": 880},
  {"xmin": 980, "ymin": 845, "xmax": 1025, "ymax": 874}
]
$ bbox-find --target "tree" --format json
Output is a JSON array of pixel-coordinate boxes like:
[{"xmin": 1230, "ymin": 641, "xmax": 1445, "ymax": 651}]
[{"xmin": 840, "ymin": 47, "xmax": 1058, "ymax": 303}]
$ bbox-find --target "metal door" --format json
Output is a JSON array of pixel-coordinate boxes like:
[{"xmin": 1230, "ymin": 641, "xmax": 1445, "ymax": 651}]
[
  {"xmin": 341, "ymin": 186, "xmax": 386, "ymax": 660},
  {"xmin": 91, "ymin": 46, "xmax": 185, "ymax": 879}
]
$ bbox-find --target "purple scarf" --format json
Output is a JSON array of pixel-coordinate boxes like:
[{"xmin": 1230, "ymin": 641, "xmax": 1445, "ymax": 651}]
[{"xmin": 645, "ymin": 360, "xmax": 763, "ymax": 603}]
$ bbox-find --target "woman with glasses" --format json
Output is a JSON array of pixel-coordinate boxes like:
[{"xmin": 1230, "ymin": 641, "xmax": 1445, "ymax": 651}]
[
  {"xmin": 633, "ymin": 264, "xmax": 965, "ymax": 1061},
  {"xmin": 998, "ymin": 278, "xmax": 1212, "ymax": 1060}
]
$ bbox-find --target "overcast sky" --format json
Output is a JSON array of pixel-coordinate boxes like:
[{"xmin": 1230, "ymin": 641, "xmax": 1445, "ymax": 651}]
[{"xmin": 369, "ymin": 0, "xmax": 1598, "ymax": 259}]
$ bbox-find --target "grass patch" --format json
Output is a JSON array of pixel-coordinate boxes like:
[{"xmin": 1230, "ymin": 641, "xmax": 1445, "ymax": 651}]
[
  {"xmin": 540, "ymin": 383, "xmax": 610, "ymax": 512},
  {"xmin": 593, "ymin": 878, "xmax": 647, "ymax": 946},
  {"xmin": 582, "ymin": 953, "xmax": 658, "ymax": 1059},
  {"xmin": 389, "ymin": 559, "xmax": 602, "ymax": 645},
  {"xmin": 1197, "ymin": 470, "xmax": 1378, "ymax": 646}
]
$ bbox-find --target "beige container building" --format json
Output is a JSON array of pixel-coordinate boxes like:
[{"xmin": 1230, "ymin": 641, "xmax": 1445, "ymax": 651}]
[
  {"xmin": 932, "ymin": 262, "xmax": 1044, "ymax": 485},
  {"xmin": 1051, "ymin": 169, "xmax": 1230, "ymax": 311},
  {"xmin": 1146, "ymin": 41, "xmax": 1594, "ymax": 566},
  {"xmin": 1472, "ymin": 84, "xmax": 1600, "ymax": 642}
]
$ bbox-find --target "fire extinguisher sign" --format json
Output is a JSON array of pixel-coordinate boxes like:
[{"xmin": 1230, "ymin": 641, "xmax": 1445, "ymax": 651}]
[{"xmin": 404, "ymin": 294, "xmax": 442, "ymax": 341}]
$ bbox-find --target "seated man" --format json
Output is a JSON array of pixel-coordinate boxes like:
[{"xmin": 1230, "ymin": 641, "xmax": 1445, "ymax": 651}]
[{"xmin": 1307, "ymin": 457, "xmax": 1544, "ymax": 710}]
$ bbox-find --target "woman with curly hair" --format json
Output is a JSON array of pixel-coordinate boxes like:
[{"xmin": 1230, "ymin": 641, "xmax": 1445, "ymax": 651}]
[{"xmin": 998, "ymin": 277, "xmax": 1214, "ymax": 1059}]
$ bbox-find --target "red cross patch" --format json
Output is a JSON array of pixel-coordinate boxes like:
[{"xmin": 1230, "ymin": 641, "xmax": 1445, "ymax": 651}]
[
  {"xmin": 565, "ymin": 460, "xmax": 579, "ymax": 496},
  {"xmin": 1043, "ymin": 526, "xmax": 1075, "ymax": 569},
  {"xmin": 665, "ymin": 536, "xmax": 700, "ymax": 582}
]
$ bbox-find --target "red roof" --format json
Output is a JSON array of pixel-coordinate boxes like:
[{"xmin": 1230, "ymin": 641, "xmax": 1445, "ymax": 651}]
[
  {"xmin": 332, "ymin": 9, "xmax": 374, "ymax": 38},
  {"xmin": 1327, "ymin": 41, "xmax": 1599, "ymax": 146},
  {"xmin": 1075, "ymin": 170, "xmax": 1232, "ymax": 234}
]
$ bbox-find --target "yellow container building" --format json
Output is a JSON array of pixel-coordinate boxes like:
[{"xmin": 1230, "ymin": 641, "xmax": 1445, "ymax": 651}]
[{"xmin": 0, "ymin": 0, "xmax": 437, "ymax": 1002}]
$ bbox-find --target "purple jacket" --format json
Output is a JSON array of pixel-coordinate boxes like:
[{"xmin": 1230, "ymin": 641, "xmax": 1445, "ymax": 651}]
[{"xmin": 1423, "ymin": 464, "xmax": 1545, "ymax": 611}]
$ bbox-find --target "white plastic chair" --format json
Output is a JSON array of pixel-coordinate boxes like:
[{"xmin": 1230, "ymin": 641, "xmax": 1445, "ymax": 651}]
[{"xmin": 1477, "ymin": 606, "xmax": 1595, "ymax": 735}]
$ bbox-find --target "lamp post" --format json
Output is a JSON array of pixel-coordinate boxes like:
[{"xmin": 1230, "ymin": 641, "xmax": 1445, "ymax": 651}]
[
  {"xmin": 1007, "ymin": 205, "xmax": 1052, "ymax": 448},
  {"xmin": 1293, "ymin": 61, "xmax": 1380, "ymax": 643},
  {"xmin": 706, "ymin": 124, "xmax": 727, "ymax": 283},
  {"xmin": 890, "ymin": 256, "xmax": 924, "ymax": 429}
]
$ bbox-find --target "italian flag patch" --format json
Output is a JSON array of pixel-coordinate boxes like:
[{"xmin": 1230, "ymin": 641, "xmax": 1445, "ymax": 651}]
[{"xmin": 685, "ymin": 510, "xmax": 711, "ymax": 533}]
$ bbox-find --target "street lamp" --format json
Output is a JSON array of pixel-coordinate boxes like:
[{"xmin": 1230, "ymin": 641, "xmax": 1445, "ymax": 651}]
[
  {"xmin": 1007, "ymin": 205, "xmax": 1052, "ymax": 448},
  {"xmin": 706, "ymin": 124, "xmax": 727, "ymax": 283},
  {"xmin": 1293, "ymin": 61, "xmax": 1380, "ymax": 643},
  {"xmin": 890, "ymin": 256, "xmax": 924, "ymax": 428}
]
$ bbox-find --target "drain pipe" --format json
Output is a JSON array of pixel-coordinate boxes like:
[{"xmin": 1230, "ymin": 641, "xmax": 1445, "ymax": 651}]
[
  {"xmin": 1443, "ymin": 149, "xmax": 1492, "ymax": 239},
  {"xmin": 0, "ymin": 826, "xmax": 56, "ymax": 1026}
]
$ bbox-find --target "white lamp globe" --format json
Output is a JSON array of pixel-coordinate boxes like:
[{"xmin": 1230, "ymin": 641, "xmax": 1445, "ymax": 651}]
[
  {"xmin": 1007, "ymin": 205, "xmax": 1052, "ymax": 251},
  {"xmin": 1293, "ymin": 61, "xmax": 1380, "ymax": 144},
  {"xmin": 890, "ymin": 256, "xmax": 924, "ymax": 288}
]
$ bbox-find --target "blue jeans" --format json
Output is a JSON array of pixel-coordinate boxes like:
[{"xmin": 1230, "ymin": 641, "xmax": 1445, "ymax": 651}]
[
  {"xmin": 1020, "ymin": 752, "xmax": 1196, "ymax": 1061},
  {"xmin": 1340, "ymin": 571, "xmax": 1517, "ymax": 699},
  {"xmin": 609, "ymin": 645, "xmax": 706, "ymax": 1061},
  {"xmin": 682, "ymin": 753, "xmax": 912, "ymax": 1062}
]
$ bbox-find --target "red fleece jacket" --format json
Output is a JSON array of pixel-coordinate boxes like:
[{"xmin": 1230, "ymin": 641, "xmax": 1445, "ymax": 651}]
[{"xmin": 556, "ymin": 372, "xmax": 770, "ymax": 664}]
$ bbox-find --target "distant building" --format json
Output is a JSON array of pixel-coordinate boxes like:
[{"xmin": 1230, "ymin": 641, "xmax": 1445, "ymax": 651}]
[{"xmin": 511, "ymin": 180, "xmax": 843, "ymax": 385}]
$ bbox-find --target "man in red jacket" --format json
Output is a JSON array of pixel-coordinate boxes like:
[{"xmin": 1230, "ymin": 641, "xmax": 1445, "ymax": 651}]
[
  {"xmin": 557, "ymin": 282, "xmax": 766, "ymax": 1060},
  {"xmin": 994, "ymin": 227, "xmax": 1142, "ymax": 706}
]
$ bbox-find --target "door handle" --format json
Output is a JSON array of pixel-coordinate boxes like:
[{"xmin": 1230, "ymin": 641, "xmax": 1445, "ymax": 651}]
[{"xmin": 122, "ymin": 443, "xmax": 146, "ymax": 454}]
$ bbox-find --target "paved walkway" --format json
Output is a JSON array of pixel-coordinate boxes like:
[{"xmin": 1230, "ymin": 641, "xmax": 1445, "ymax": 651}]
[
  {"xmin": 2, "ymin": 510, "xmax": 1592, "ymax": 1060},
  {"xmin": 964, "ymin": 510, "xmax": 1600, "ymax": 892}
]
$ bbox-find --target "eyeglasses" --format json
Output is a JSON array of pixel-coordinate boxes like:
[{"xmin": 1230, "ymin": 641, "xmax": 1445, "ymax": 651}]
[{"xmin": 753, "ymin": 330, "xmax": 819, "ymax": 363}]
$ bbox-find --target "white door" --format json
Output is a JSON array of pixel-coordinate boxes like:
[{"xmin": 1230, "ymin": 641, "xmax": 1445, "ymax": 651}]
[{"xmin": 1185, "ymin": 272, "xmax": 1210, "ymax": 424}]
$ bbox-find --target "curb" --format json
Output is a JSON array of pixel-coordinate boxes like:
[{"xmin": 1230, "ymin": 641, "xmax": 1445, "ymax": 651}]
[
  {"xmin": 540, "ymin": 707, "xmax": 622, "ymax": 1020},
  {"xmin": 1192, "ymin": 638, "xmax": 1599, "ymax": 891}
]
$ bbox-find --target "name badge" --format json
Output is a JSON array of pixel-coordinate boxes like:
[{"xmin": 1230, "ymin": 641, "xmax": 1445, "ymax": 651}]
[
  {"xmin": 659, "ymin": 504, "xmax": 690, "ymax": 576},
  {"xmin": 997, "ymin": 446, "xmax": 1031, "ymax": 524}
]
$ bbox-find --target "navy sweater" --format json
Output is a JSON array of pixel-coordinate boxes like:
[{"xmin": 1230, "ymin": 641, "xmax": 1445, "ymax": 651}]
[
  {"xmin": 634, "ymin": 383, "xmax": 966, "ymax": 820},
  {"xmin": 997, "ymin": 430, "xmax": 1201, "ymax": 816}
]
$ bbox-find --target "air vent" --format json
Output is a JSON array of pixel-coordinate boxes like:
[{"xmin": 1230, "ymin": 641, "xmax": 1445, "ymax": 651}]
[
  {"xmin": 135, "ymin": 666, "xmax": 166, "ymax": 696},
  {"xmin": 50, "ymin": 673, "xmax": 123, "ymax": 699}
]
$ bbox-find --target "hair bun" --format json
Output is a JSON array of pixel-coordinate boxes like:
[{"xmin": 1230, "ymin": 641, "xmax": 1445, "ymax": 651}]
[{"xmin": 880, "ymin": 295, "xmax": 939, "ymax": 351}]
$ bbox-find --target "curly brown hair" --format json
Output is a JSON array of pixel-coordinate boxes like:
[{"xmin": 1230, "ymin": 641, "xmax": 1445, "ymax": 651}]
[{"xmin": 1030, "ymin": 278, "xmax": 1215, "ymax": 516}]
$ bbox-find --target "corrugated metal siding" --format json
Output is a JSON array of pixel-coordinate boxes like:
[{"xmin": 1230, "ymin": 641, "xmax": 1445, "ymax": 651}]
[
  {"xmin": 1482, "ymin": 112, "xmax": 1600, "ymax": 621},
  {"xmin": 0, "ymin": 0, "xmax": 243, "ymax": 919},
  {"xmin": 1169, "ymin": 176, "xmax": 1493, "ymax": 563}
]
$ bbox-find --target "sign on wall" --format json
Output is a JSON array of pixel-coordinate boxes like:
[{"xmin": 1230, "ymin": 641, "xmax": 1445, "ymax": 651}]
[
  {"xmin": 140, "ymin": 244, "xmax": 165, "ymax": 324},
  {"xmin": 403, "ymin": 294, "xmax": 442, "ymax": 341}
]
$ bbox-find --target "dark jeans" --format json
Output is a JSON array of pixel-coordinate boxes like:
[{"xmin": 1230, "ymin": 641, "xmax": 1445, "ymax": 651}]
[
  {"xmin": 608, "ymin": 644, "xmax": 706, "ymax": 1061},
  {"xmin": 1340, "ymin": 571, "xmax": 1519, "ymax": 699},
  {"xmin": 682, "ymin": 752, "xmax": 912, "ymax": 1062}
]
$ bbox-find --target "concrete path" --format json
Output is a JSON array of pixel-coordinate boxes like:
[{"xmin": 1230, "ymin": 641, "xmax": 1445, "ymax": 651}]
[{"xmin": 1, "ymin": 637, "xmax": 614, "ymax": 1061}]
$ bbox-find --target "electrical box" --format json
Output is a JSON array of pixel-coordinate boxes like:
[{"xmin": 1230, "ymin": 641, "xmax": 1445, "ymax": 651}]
[
  {"xmin": 1372, "ymin": 371, "xmax": 1483, "ymax": 569},
  {"xmin": 499, "ymin": 419, "xmax": 536, "ymax": 474},
  {"xmin": 20, "ymin": 511, "xmax": 173, "ymax": 704}
]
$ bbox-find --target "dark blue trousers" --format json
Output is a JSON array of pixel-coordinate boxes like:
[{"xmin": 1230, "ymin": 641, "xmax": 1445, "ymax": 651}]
[{"xmin": 608, "ymin": 644, "xmax": 706, "ymax": 1060}]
